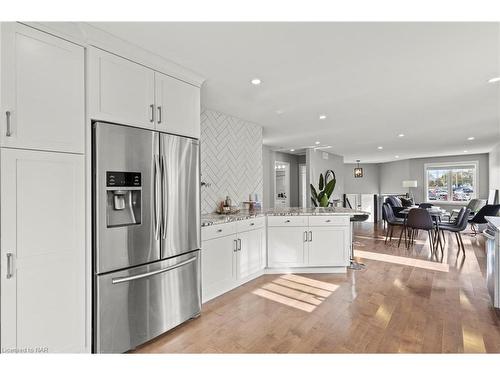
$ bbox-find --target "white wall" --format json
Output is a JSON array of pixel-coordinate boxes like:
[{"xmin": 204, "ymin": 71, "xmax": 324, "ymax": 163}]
[
  {"xmin": 489, "ymin": 142, "xmax": 500, "ymax": 192},
  {"xmin": 344, "ymin": 163, "xmax": 380, "ymax": 194},
  {"xmin": 306, "ymin": 149, "xmax": 344, "ymax": 207},
  {"xmin": 200, "ymin": 109, "xmax": 263, "ymax": 213}
]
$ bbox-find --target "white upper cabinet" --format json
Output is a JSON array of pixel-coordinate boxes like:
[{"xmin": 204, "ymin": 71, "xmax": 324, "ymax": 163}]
[
  {"xmin": 1, "ymin": 148, "xmax": 86, "ymax": 352},
  {"xmin": 155, "ymin": 72, "xmax": 200, "ymax": 138},
  {"xmin": 88, "ymin": 47, "xmax": 201, "ymax": 138},
  {"xmin": 1, "ymin": 23, "xmax": 85, "ymax": 153},
  {"xmin": 88, "ymin": 47, "xmax": 155, "ymax": 129}
]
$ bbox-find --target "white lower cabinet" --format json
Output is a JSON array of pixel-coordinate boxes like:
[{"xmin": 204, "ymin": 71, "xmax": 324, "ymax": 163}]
[
  {"xmin": 202, "ymin": 219, "xmax": 265, "ymax": 303},
  {"xmin": 307, "ymin": 226, "xmax": 350, "ymax": 267},
  {"xmin": 267, "ymin": 216, "xmax": 350, "ymax": 269},
  {"xmin": 267, "ymin": 226, "xmax": 307, "ymax": 267},
  {"xmin": 0, "ymin": 148, "xmax": 86, "ymax": 353},
  {"xmin": 201, "ymin": 233, "xmax": 237, "ymax": 301}
]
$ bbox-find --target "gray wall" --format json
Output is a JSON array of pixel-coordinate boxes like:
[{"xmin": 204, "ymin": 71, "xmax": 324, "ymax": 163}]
[
  {"xmin": 490, "ymin": 142, "xmax": 500, "ymax": 192},
  {"xmin": 379, "ymin": 160, "xmax": 411, "ymax": 195},
  {"xmin": 378, "ymin": 153, "xmax": 489, "ymax": 211},
  {"xmin": 262, "ymin": 146, "xmax": 301, "ymax": 208},
  {"xmin": 344, "ymin": 163, "xmax": 380, "ymax": 194},
  {"xmin": 306, "ymin": 149, "xmax": 345, "ymax": 207}
]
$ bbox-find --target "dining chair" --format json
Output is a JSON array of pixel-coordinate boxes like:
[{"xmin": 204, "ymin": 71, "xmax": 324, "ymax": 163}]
[
  {"xmin": 405, "ymin": 208, "xmax": 435, "ymax": 251},
  {"xmin": 446, "ymin": 198, "xmax": 486, "ymax": 223},
  {"xmin": 382, "ymin": 203, "xmax": 404, "ymax": 243},
  {"xmin": 440, "ymin": 208, "xmax": 470, "ymax": 256},
  {"xmin": 418, "ymin": 203, "xmax": 434, "ymax": 209},
  {"xmin": 468, "ymin": 204, "xmax": 500, "ymax": 235}
]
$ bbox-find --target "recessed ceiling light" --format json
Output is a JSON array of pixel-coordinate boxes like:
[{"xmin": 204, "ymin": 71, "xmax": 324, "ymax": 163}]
[
  {"xmin": 319, "ymin": 115, "xmax": 327, "ymax": 120},
  {"xmin": 377, "ymin": 146, "xmax": 383, "ymax": 150},
  {"xmin": 398, "ymin": 133, "xmax": 405, "ymax": 137},
  {"xmin": 315, "ymin": 141, "xmax": 321, "ymax": 145},
  {"xmin": 467, "ymin": 136, "xmax": 475, "ymax": 141},
  {"xmin": 488, "ymin": 77, "xmax": 500, "ymax": 83},
  {"xmin": 463, "ymin": 150, "xmax": 468, "ymax": 153},
  {"xmin": 395, "ymin": 155, "xmax": 400, "ymax": 158},
  {"xmin": 290, "ymin": 149, "xmax": 295, "ymax": 152},
  {"xmin": 251, "ymin": 78, "xmax": 261, "ymax": 85}
]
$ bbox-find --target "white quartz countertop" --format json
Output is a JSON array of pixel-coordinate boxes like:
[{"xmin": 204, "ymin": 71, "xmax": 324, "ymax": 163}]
[
  {"xmin": 201, "ymin": 207, "xmax": 369, "ymax": 227},
  {"xmin": 486, "ymin": 216, "xmax": 500, "ymax": 231}
]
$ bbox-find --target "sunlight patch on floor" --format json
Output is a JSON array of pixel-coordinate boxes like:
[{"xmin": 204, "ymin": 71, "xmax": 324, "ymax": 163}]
[
  {"xmin": 355, "ymin": 250, "xmax": 449, "ymax": 272},
  {"xmin": 252, "ymin": 274, "xmax": 339, "ymax": 312},
  {"xmin": 462, "ymin": 327, "xmax": 486, "ymax": 353}
]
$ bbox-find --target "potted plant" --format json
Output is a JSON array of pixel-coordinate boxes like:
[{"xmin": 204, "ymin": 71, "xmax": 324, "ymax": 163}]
[{"xmin": 310, "ymin": 170, "xmax": 336, "ymax": 207}]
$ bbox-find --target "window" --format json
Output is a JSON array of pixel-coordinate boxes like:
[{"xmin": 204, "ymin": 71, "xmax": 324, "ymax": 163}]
[{"xmin": 424, "ymin": 162, "xmax": 478, "ymax": 203}]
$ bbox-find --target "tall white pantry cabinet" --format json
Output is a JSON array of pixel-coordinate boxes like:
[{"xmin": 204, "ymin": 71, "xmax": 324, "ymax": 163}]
[
  {"xmin": 0, "ymin": 23, "xmax": 86, "ymax": 352},
  {"xmin": 0, "ymin": 22, "xmax": 203, "ymax": 353}
]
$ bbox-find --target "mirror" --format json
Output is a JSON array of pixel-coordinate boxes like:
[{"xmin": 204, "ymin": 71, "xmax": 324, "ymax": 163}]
[{"xmin": 274, "ymin": 161, "xmax": 290, "ymax": 208}]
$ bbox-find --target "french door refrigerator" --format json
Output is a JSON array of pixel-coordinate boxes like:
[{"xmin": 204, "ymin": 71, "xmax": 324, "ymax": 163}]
[{"xmin": 92, "ymin": 122, "xmax": 201, "ymax": 353}]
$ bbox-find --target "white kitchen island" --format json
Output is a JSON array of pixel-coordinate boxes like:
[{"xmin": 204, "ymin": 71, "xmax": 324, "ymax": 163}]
[{"xmin": 200, "ymin": 207, "xmax": 368, "ymax": 302}]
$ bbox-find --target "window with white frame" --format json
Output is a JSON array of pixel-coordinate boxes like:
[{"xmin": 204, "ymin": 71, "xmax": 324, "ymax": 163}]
[{"xmin": 424, "ymin": 161, "xmax": 478, "ymax": 203}]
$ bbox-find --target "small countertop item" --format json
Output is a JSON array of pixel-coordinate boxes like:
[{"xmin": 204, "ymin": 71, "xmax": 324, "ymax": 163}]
[
  {"xmin": 265, "ymin": 207, "xmax": 370, "ymax": 216},
  {"xmin": 485, "ymin": 216, "xmax": 500, "ymax": 231},
  {"xmin": 201, "ymin": 210, "xmax": 264, "ymax": 227}
]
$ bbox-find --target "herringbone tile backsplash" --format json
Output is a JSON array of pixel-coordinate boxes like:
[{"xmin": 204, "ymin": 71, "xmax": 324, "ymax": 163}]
[{"xmin": 200, "ymin": 109, "xmax": 263, "ymax": 214}]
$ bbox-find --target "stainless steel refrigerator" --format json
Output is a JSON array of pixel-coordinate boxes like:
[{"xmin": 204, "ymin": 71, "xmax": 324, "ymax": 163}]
[{"xmin": 92, "ymin": 122, "xmax": 201, "ymax": 353}]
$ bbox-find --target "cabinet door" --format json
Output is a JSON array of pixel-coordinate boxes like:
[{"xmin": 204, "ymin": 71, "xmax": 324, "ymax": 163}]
[
  {"xmin": 1, "ymin": 23, "xmax": 84, "ymax": 153},
  {"xmin": 155, "ymin": 72, "xmax": 200, "ymax": 138},
  {"xmin": 0, "ymin": 149, "xmax": 86, "ymax": 352},
  {"xmin": 237, "ymin": 228, "xmax": 264, "ymax": 280},
  {"xmin": 201, "ymin": 235, "xmax": 236, "ymax": 302},
  {"xmin": 88, "ymin": 47, "xmax": 155, "ymax": 129},
  {"xmin": 308, "ymin": 226, "xmax": 350, "ymax": 267},
  {"xmin": 267, "ymin": 226, "xmax": 307, "ymax": 267}
]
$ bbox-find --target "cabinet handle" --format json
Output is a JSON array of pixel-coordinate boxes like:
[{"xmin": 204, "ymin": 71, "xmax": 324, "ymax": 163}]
[
  {"xmin": 5, "ymin": 111, "xmax": 12, "ymax": 137},
  {"xmin": 326, "ymin": 219, "xmax": 331, "ymax": 223},
  {"xmin": 6, "ymin": 253, "xmax": 13, "ymax": 279},
  {"xmin": 149, "ymin": 104, "xmax": 155, "ymax": 123},
  {"xmin": 233, "ymin": 239, "xmax": 238, "ymax": 252},
  {"xmin": 250, "ymin": 222, "xmax": 255, "ymax": 226},
  {"xmin": 309, "ymin": 231, "xmax": 313, "ymax": 242},
  {"xmin": 237, "ymin": 238, "xmax": 242, "ymax": 251},
  {"xmin": 217, "ymin": 229, "xmax": 223, "ymax": 233},
  {"xmin": 157, "ymin": 106, "xmax": 162, "ymax": 124},
  {"xmin": 304, "ymin": 231, "xmax": 308, "ymax": 242},
  {"xmin": 285, "ymin": 220, "xmax": 291, "ymax": 223}
]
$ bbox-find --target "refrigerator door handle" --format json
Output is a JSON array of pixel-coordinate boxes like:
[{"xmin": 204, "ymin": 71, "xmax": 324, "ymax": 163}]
[
  {"xmin": 154, "ymin": 154, "xmax": 161, "ymax": 240},
  {"xmin": 161, "ymin": 154, "xmax": 168, "ymax": 239},
  {"xmin": 111, "ymin": 256, "xmax": 197, "ymax": 284}
]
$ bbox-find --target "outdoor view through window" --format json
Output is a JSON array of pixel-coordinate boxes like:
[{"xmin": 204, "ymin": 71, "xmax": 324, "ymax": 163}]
[{"xmin": 425, "ymin": 163, "xmax": 477, "ymax": 203}]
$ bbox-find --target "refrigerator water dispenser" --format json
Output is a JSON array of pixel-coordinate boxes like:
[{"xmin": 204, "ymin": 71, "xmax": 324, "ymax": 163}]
[{"xmin": 106, "ymin": 171, "xmax": 142, "ymax": 227}]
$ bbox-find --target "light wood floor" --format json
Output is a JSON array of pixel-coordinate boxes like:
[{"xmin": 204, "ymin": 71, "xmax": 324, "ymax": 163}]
[{"xmin": 133, "ymin": 222, "xmax": 500, "ymax": 353}]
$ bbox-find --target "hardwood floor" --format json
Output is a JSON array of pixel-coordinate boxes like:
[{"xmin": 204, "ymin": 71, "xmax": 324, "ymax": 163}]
[{"xmin": 133, "ymin": 222, "xmax": 500, "ymax": 353}]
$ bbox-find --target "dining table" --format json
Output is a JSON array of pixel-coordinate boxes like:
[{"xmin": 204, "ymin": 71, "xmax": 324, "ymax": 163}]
[{"xmin": 398, "ymin": 206, "xmax": 448, "ymax": 250}]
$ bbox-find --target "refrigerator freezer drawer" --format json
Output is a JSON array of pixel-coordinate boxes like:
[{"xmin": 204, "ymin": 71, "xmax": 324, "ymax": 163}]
[{"xmin": 94, "ymin": 250, "xmax": 201, "ymax": 353}]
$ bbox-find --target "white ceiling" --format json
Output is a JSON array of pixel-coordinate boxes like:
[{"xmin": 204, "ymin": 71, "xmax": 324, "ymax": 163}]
[{"xmin": 91, "ymin": 22, "xmax": 500, "ymax": 163}]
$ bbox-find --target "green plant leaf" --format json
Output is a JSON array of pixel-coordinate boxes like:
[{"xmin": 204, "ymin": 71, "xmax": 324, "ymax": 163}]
[
  {"xmin": 319, "ymin": 173, "xmax": 324, "ymax": 191},
  {"xmin": 318, "ymin": 191, "xmax": 325, "ymax": 201},
  {"xmin": 324, "ymin": 179, "xmax": 336, "ymax": 198},
  {"xmin": 320, "ymin": 194, "xmax": 329, "ymax": 207},
  {"xmin": 310, "ymin": 184, "xmax": 318, "ymax": 206}
]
